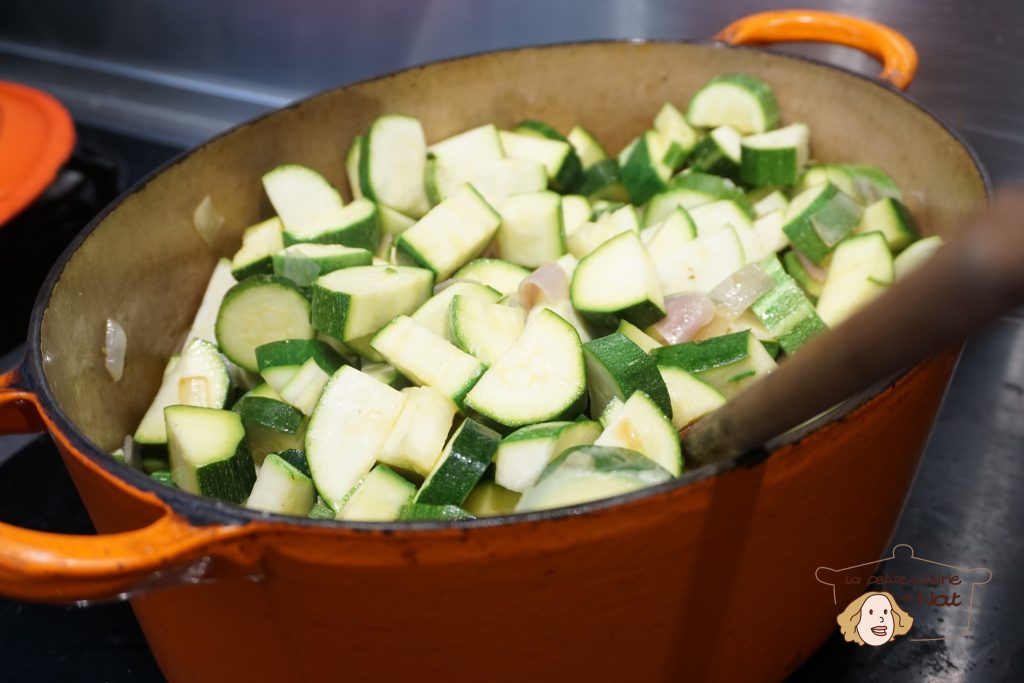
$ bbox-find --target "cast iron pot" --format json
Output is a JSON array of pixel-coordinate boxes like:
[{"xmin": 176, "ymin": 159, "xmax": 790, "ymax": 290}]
[{"xmin": 0, "ymin": 11, "xmax": 990, "ymax": 683}]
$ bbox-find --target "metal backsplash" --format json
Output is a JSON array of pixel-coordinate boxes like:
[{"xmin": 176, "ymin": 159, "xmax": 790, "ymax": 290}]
[
  {"xmin": 0, "ymin": 0, "xmax": 891, "ymax": 147},
  {"xmin": 0, "ymin": 0, "xmax": 1020, "ymax": 184}
]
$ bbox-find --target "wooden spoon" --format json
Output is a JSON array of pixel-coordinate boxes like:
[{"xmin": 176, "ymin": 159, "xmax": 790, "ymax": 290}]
[{"xmin": 682, "ymin": 186, "xmax": 1024, "ymax": 466}]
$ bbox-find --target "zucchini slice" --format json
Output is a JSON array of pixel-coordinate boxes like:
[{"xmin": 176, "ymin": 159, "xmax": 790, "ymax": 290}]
[
  {"xmin": 306, "ymin": 366, "xmax": 406, "ymax": 511},
  {"xmin": 463, "ymin": 481, "xmax": 522, "ymax": 517},
  {"xmin": 654, "ymin": 102, "xmax": 699, "ymax": 170},
  {"xmin": 399, "ymin": 504, "xmax": 475, "ymax": 521},
  {"xmin": 310, "ymin": 264, "xmax": 433, "ymax": 341},
  {"xmin": 783, "ymin": 182, "xmax": 864, "ymax": 264},
  {"xmin": 262, "ymin": 165, "xmax": 380, "ymax": 250},
  {"xmin": 359, "ymin": 114, "xmax": 431, "ymax": 218},
  {"xmin": 515, "ymin": 445, "xmax": 672, "ymax": 513},
  {"xmin": 750, "ymin": 255, "xmax": 828, "ymax": 354},
  {"xmin": 686, "ymin": 73, "xmax": 780, "ymax": 134},
  {"xmin": 245, "ymin": 452, "xmax": 316, "ymax": 516},
  {"xmin": 740, "ymin": 123, "xmax": 810, "ymax": 187},
  {"xmin": 464, "ymin": 308, "xmax": 587, "ymax": 431},
  {"xmin": 619, "ymin": 130, "xmax": 673, "ymax": 205},
  {"xmin": 448, "ymin": 296, "xmax": 525, "ymax": 367},
  {"xmin": 272, "ymin": 243, "xmax": 372, "ymax": 283},
  {"xmin": 658, "ymin": 366, "xmax": 726, "ymax": 430},
  {"xmin": 652, "ymin": 223, "xmax": 745, "ymax": 295},
  {"xmin": 499, "ymin": 130, "xmax": 582, "ymax": 193},
  {"xmin": 894, "ymin": 235, "xmax": 943, "ymax": 279},
  {"xmin": 571, "ymin": 230, "xmax": 665, "ymax": 328},
  {"xmin": 254, "ymin": 338, "xmax": 343, "ymax": 394},
  {"xmin": 567, "ymin": 125, "xmax": 608, "ymax": 170},
  {"xmin": 183, "ymin": 258, "xmax": 237, "ymax": 347},
  {"xmin": 337, "ymin": 464, "xmax": 416, "ymax": 522},
  {"xmin": 396, "ymin": 184, "xmax": 502, "ymax": 280},
  {"xmin": 582, "ymin": 332, "xmax": 672, "ymax": 419},
  {"xmin": 410, "ymin": 281, "xmax": 502, "ymax": 338},
  {"xmin": 496, "ymin": 191, "xmax": 565, "ymax": 267},
  {"xmin": 688, "ymin": 126, "xmax": 742, "ymax": 180},
  {"xmin": 426, "ymin": 124, "xmax": 506, "ymax": 204},
  {"xmin": 378, "ymin": 386, "xmax": 458, "ymax": 476},
  {"xmin": 231, "ymin": 217, "xmax": 284, "ymax": 280},
  {"xmin": 134, "ymin": 338, "xmax": 230, "ymax": 455},
  {"xmin": 652, "ymin": 330, "xmax": 777, "ymax": 398},
  {"xmin": 452, "ymin": 259, "xmax": 530, "ymax": 296},
  {"xmin": 414, "ymin": 418, "xmax": 501, "ymax": 506},
  {"xmin": 856, "ymin": 197, "xmax": 918, "ymax": 252},
  {"xmin": 494, "ymin": 419, "xmax": 602, "ymax": 493},
  {"xmin": 816, "ymin": 231, "xmax": 894, "ymax": 327},
  {"xmin": 594, "ymin": 390, "xmax": 682, "ymax": 476},
  {"xmin": 215, "ymin": 275, "xmax": 315, "ymax": 373},
  {"xmin": 165, "ymin": 405, "xmax": 256, "ymax": 503},
  {"xmin": 371, "ymin": 315, "xmax": 486, "ymax": 407}
]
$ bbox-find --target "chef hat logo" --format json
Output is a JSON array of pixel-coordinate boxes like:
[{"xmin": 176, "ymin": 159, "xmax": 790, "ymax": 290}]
[{"xmin": 816, "ymin": 544, "xmax": 991, "ymax": 643}]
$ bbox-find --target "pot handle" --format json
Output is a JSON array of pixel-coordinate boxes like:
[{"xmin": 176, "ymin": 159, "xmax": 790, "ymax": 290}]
[
  {"xmin": 715, "ymin": 10, "xmax": 918, "ymax": 90},
  {"xmin": 0, "ymin": 364, "xmax": 259, "ymax": 603}
]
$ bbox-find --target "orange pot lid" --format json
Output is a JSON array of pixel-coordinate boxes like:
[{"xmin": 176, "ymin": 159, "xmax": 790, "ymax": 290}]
[{"xmin": 0, "ymin": 81, "xmax": 76, "ymax": 227}]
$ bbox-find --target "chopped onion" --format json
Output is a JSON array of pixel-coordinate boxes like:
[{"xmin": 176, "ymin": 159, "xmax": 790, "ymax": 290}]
[
  {"xmin": 102, "ymin": 318, "xmax": 127, "ymax": 382},
  {"xmin": 709, "ymin": 264, "xmax": 776, "ymax": 320},
  {"xmin": 518, "ymin": 262, "xmax": 569, "ymax": 310},
  {"xmin": 277, "ymin": 249, "xmax": 321, "ymax": 286},
  {"xmin": 694, "ymin": 314, "xmax": 732, "ymax": 341},
  {"xmin": 652, "ymin": 293, "xmax": 715, "ymax": 345},
  {"xmin": 192, "ymin": 195, "xmax": 224, "ymax": 248},
  {"xmin": 178, "ymin": 376, "xmax": 211, "ymax": 406},
  {"xmin": 122, "ymin": 434, "xmax": 139, "ymax": 470},
  {"xmin": 795, "ymin": 248, "xmax": 828, "ymax": 282}
]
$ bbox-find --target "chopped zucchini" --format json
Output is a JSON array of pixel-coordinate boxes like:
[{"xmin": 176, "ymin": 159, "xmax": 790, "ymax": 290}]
[
  {"xmin": 371, "ymin": 315, "xmax": 485, "ymax": 407},
  {"xmin": 165, "ymin": 405, "xmax": 256, "ymax": 503},
  {"xmin": 396, "ymin": 184, "xmax": 502, "ymax": 280},
  {"xmin": 310, "ymin": 265, "xmax": 433, "ymax": 341},
  {"xmin": 570, "ymin": 231, "xmax": 665, "ymax": 328},
  {"xmin": 494, "ymin": 420, "xmax": 602, "ymax": 493},
  {"xmin": 414, "ymin": 419, "xmax": 501, "ymax": 506},
  {"xmin": 515, "ymin": 445, "xmax": 672, "ymax": 513},
  {"xmin": 464, "ymin": 309, "xmax": 586, "ymax": 431},
  {"xmin": 337, "ymin": 464, "xmax": 415, "ymax": 522}
]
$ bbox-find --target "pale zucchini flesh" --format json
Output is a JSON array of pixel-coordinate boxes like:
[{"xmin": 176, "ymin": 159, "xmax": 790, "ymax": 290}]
[
  {"xmin": 305, "ymin": 366, "xmax": 405, "ymax": 510},
  {"xmin": 464, "ymin": 308, "xmax": 586, "ymax": 431}
]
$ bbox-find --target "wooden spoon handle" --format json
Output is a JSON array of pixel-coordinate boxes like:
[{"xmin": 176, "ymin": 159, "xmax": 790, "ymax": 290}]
[{"xmin": 682, "ymin": 187, "xmax": 1024, "ymax": 466}]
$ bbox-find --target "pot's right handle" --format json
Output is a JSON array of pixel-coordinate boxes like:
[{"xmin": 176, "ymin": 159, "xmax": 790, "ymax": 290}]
[
  {"xmin": 716, "ymin": 9, "xmax": 918, "ymax": 90},
  {"xmin": 0, "ymin": 365, "xmax": 260, "ymax": 603}
]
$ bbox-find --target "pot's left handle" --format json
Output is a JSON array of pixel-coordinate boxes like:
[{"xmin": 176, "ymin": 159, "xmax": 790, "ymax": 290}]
[{"xmin": 0, "ymin": 364, "xmax": 259, "ymax": 603}]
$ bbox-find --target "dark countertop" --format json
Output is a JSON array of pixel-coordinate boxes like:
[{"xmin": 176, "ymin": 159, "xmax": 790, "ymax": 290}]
[{"xmin": 1, "ymin": 2, "xmax": 1023, "ymax": 681}]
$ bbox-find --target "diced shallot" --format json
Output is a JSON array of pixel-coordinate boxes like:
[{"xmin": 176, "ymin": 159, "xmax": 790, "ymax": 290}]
[
  {"xmin": 518, "ymin": 262, "xmax": 569, "ymax": 310},
  {"xmin": 103, "ymin": 318, "xmax": 127, "ymax": 382},
  {"xmin": 122, "ymin": 434, "xmax": 138, "ymax": 469},
  {"xmin": 709, "ymin": 264, "xmax": 776, "ymax": 320},
  {"xmin": 795, "ymin": 248, "xmax": 828, "ymax": 282},
  {"xmin": 192, "ymin": 195, "xmax": 224, "ymax": 248},
  {"xmin": 652, "ymin": 293, "xmax": 715, "ymax": 345}
]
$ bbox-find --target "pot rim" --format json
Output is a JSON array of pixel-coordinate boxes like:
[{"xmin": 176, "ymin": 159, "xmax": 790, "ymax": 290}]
[{"xmin": 24, "ymin": 38, "xmax": 992, "ymax": 532}]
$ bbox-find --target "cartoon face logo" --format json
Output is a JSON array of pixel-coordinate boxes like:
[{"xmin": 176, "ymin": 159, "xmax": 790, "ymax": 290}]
[{"xmin": 838, "ymin": 591, "xmax": 913, "ymax": 646}]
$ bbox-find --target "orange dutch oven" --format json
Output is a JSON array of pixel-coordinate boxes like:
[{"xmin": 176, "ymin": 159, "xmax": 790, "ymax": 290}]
[{"xmin": 0, "ymin": 11, "xmax": 989, "ymax": 683}]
